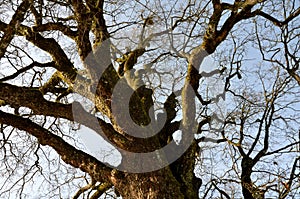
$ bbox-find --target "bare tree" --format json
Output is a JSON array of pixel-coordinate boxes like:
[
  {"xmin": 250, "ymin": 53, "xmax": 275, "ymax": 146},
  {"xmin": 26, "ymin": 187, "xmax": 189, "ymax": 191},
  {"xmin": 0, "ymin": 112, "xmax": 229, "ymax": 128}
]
[{"xmin": 0, "ymin": 0, "xmax": 299, "ymax": 198}]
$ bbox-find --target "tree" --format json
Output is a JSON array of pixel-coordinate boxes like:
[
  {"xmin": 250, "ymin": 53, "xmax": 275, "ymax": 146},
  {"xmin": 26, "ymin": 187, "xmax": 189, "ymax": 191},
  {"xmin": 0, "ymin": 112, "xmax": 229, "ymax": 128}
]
[{"xmin": 0, "ymin": 0, "xmax": 299, "ymax": 198}]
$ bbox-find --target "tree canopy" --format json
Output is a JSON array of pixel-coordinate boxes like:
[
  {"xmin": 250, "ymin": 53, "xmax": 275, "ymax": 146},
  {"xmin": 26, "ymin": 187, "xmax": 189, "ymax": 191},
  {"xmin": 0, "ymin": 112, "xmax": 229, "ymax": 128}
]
[{"xmin": 0, "ymin": 0, "xmax": 299, "ymax": 198}]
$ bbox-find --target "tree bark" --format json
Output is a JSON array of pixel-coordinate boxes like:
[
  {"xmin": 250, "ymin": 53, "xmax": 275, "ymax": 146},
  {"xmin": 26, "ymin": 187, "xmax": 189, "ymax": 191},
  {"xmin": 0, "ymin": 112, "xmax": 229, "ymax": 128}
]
[{"xmin": 113, "ymin": 169, "xmax": 185, "ymax": 199}]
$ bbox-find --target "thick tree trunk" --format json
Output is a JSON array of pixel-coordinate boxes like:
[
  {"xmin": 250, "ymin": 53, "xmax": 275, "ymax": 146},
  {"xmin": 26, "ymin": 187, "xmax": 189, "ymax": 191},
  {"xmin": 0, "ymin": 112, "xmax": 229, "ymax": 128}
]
[
  {"xmin": 113, "ymin": 168, "xmax": 186, "ymax": 199},
  {"xmin": 241, "ymin": 157, "xmax": 256, "ymax": 199},
  {"xmin": 110, "ymin": 142, "xmax": 201, "ymax": 199}
]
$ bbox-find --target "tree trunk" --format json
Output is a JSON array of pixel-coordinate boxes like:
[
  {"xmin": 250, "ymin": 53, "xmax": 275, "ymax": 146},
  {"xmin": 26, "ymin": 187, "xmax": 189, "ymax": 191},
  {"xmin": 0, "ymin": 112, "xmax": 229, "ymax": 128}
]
[
  {"xmin": 113, "ymin": 168, "xmax": 197, "ymax": 199},
  {"xmin": 109, "ymin": 142, "xmax": 200, "ymax": 199}
]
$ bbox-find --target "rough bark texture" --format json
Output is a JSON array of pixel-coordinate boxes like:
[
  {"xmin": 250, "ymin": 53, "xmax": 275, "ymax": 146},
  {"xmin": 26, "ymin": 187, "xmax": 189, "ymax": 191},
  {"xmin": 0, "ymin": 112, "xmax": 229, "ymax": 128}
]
[{"xmin": 0, "ymin": 0, "xmax": 299, "ymax": 198}]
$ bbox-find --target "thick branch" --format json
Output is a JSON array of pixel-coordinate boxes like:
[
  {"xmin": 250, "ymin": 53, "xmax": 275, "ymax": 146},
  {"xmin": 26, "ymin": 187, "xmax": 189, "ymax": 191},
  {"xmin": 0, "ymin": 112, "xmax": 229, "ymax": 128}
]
[
  {"xmin": 0, "ymin": 21, "xmax": 77, "ymax": 82},
  {"xmin": 0, "ymin": 82, "xmax": 74, "ymax": 119},
  {"xmin": 0, "ymin": 0, "xmax": 30, "ymax": 58},
  {"xmin": 32, "ymin": 22, "xmax": 77, "ymax": 38},
  {"xmin": 71, "ymin": 0, "xmax": 93, "ymax": 60},
  {"xmin": 0, "ymin": 82, "xmax": 131, "ymax": 149},
  {"xmin": 202, "ymin": 0, "xmax": 261, "ymax": 53},
  {"xmin": 253, "ymin": 7, "xmax": 300, "ymax": 27},
  {"xmin": 25, "ymin": 32, "xmax": 77, "ymax": 81},
  {"xmin": 0, "ymin": 110, "xmax": 114, "ymax": 184}
]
